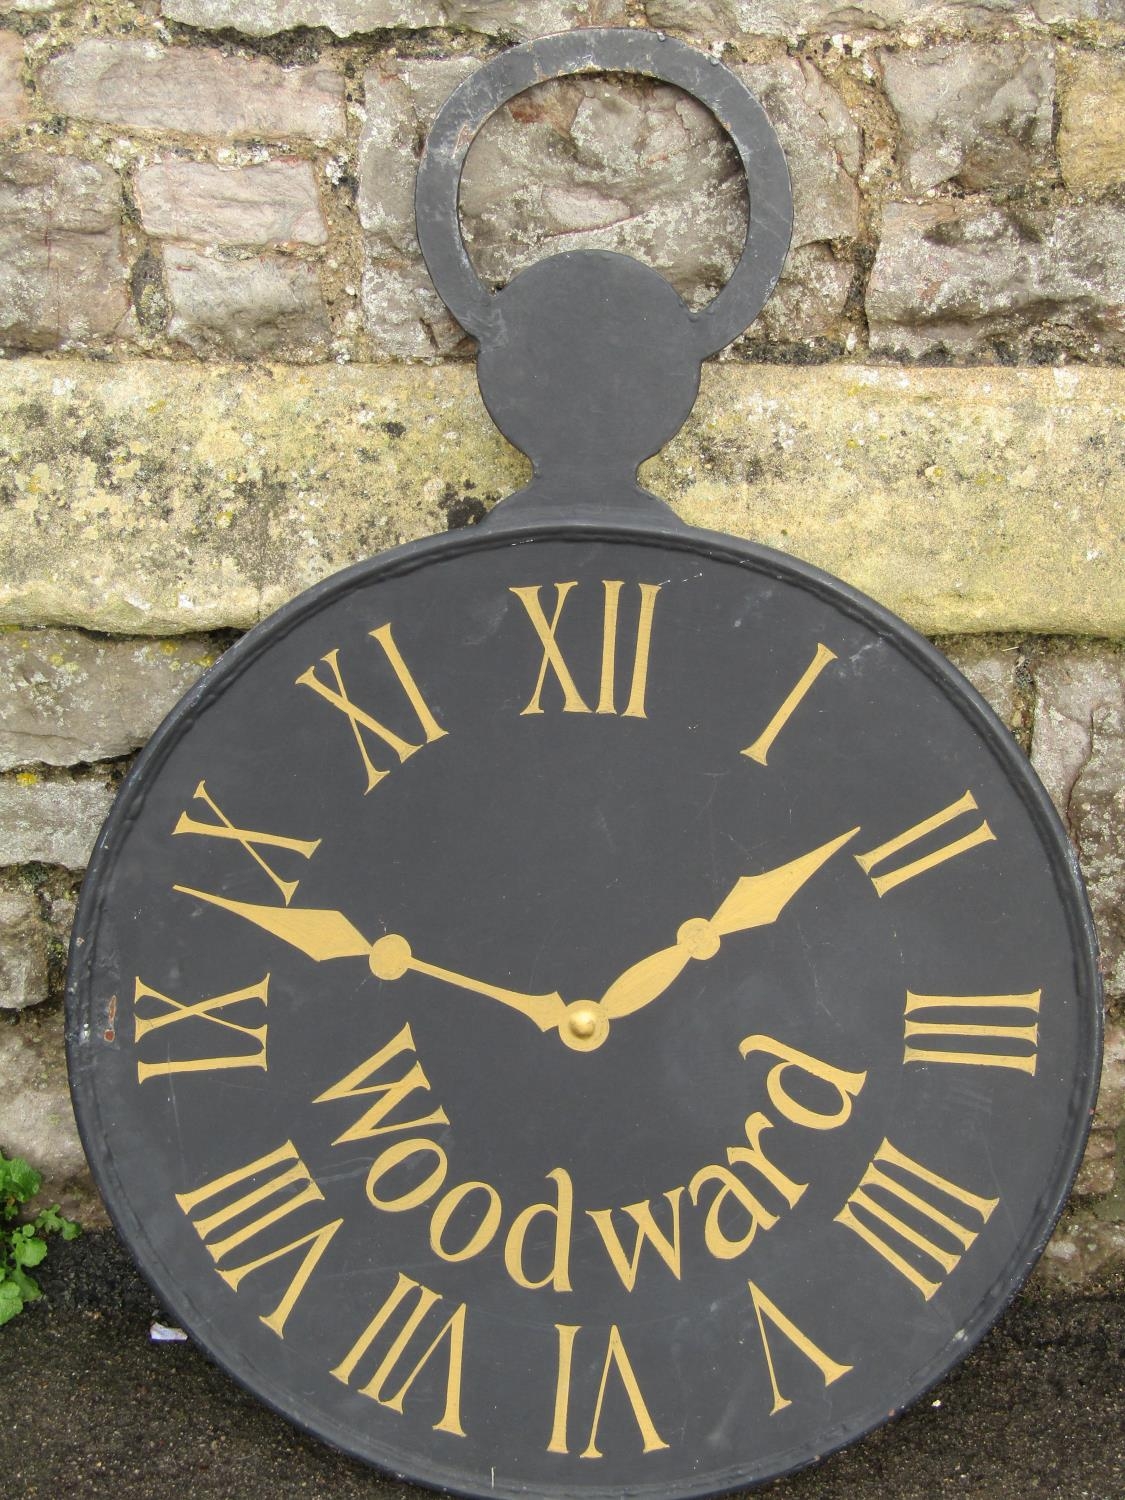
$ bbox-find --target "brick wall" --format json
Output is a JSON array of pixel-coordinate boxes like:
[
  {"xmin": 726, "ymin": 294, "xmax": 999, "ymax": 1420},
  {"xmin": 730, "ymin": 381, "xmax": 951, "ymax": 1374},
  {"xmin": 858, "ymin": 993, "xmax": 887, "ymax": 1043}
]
[{"xmin": 0, "ymin": 1, "xmax": 1122, "ymax": 1287}]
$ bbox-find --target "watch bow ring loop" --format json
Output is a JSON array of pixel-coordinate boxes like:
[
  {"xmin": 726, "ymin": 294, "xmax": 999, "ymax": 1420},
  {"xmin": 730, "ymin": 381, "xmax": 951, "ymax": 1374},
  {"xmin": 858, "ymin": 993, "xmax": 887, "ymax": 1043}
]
[{"xmin": 414, "ymin": 27, "xmax": 794, "ymax": 357}]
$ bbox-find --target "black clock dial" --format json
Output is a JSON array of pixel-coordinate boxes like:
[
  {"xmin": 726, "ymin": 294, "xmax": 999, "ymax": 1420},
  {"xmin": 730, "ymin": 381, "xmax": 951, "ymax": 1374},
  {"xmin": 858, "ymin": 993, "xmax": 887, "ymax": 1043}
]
[{"xmin": 68, "ymin": 524, "xmax": 1100, "ymax": 1500}]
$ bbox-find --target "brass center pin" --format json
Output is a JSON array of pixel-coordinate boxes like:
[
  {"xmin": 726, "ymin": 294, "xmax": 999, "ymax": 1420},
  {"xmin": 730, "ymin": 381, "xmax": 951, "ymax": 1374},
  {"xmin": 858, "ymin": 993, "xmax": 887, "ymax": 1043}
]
[{"xmin": 560, "ymin": 1000, "xmax": 609, "ymax": 1052}]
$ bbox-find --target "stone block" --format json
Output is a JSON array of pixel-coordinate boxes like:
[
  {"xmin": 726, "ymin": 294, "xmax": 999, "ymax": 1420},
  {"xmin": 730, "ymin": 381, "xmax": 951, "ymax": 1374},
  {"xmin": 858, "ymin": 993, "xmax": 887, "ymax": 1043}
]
[
  {"xmin": 0, "ymin": 1007, "xmax": 103, "ymax": 1225},
  {"xmin": 0, "ymin": 360, "xmax": 1121, "ymax": 639},
  {"xmin": 867, "ymin": 199, "xmax": 1125, "ymax": 360},
  {"xmin": 737, "ymin": 58, "xmax": 860, "ymax": 248},
  {"xmin": 0, "ymin": 151, "xmax": 129, "ymax": 352},
  {"xmin": 163, "ymin": 0, "xmax": 626, "ymax": 35},
  {"xmin": 0, "ymin": 776, "xmax": 114, "ymax": 870},
  {"xmin": 1058, "ymin": 49, "xmax": 1125, "ymax": 193},
  {"xmin": 1042, "ymin": 1219, "xmax": 1125, "ymax": 1285},
  {"xmin": 39, "ymin": 40, "xmax": 345, "ymax": 144},
  {"xmin": 359, "ymin": 56, "xmax": 480, "ymax": 255},
  {"xmin": 361, "ymin": 252, "xmax": 470, "ymax": 360},
  {"xmin": 164, "ymin": 246, "xmax": 331, "ymax": 358},
  {"xmin": 135, "ymin": 159, "xmax": 327, "ymax": 248},
  {"xmin": 1073, "ymin": 1127, "xmax": 1115, "ymax": 1198},
  {"xmin": 459, "ymin": 74, "xmax": 746, "ymax": 306},
  {"xmin": 643, "ymin": 0, "xmax": 1114, "ymax": 39},
  {"xmin": 940, "ymin": 640, "xmax": 1020, "ymax": 730},
  {"xmin": 882, "ymin": 40, "xmax": 1055, "ymax": 194},
  {"xmin": 0, "ymin": 33, "xmax": 28, "ymax": 127},
  {"xmin": 1032, "ymin": 649, "xmax": 1124, "ymax": 821},
  {"xmin": 0, "ymin": 631, "xmax": 216, "ymax": 771},
  {"xmin": 1031, "ymin": 649, "xmax": 1125, "ymax": 1000},
  {"xmin": 748, "ymin": 242, "xmax": 852, "ymax": 341},
  {"xmin": 361, "ymin": 54, "xmax": 857, "ymax": 352},
  {"xmin": 1094, "ymin": 1018, "xmax": 1125, "ymax": 1133},
  {"xmin": 0, "ymin": 888, "xmax": 49, "ymax": 1011}
]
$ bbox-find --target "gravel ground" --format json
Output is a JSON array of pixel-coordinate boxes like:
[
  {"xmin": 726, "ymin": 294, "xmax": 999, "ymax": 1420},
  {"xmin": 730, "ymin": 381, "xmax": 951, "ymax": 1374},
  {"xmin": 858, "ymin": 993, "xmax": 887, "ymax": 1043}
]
[{"xmin": 1, "ymin": 1231, "xmax": 1123, "ymax": 1500}]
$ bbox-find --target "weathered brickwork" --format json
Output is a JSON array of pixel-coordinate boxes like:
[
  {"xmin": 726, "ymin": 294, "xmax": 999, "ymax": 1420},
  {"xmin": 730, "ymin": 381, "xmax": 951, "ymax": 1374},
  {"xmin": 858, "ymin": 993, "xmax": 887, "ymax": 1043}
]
[
  {"xmin": 0, "ymin": 5, "xmax": 1120, "ymax": 361},
  {"xmin": 881, "ymin": 39, "xmax": 1056, "ymax": 193},
  {"xmin": 170, "ymin": 0, "xmax": 630, "ymax": 34},
  {"xmin": 868, "ymin": 200, "xmax": 1125, "ymax": 359},
  {"xmin": 135, "ymin": 160, "xmax": 328, "ymax": 247},
  {"xmin": 38, "ymin": 40, "xmax": 346, "ymax": 143},
  {"xmin": 0, "ymin": 151, "xmax": 129, "ymax": 350},
  {"xmin": 0, "ymin": 0, "xmax": 1121, "ymax": 1285}
]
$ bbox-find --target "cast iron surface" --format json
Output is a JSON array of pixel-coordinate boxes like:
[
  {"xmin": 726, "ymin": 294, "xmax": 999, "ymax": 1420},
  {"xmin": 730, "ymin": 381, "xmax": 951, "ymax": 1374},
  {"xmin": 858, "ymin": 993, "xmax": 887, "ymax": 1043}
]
[
  {"xmin": 415, "ymin": 28, "xmax": 792, "ymax": 524},
  {"xmin": 66, "ymin": 29, "xmax": 1101, "ymax": 1500}
]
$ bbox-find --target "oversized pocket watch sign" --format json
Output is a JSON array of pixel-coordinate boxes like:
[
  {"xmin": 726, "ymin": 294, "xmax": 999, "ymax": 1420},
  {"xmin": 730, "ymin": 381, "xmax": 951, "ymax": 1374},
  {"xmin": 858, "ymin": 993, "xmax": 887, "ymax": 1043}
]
[{"xmin": 67, "ymin": 29, "xmax": 1101, "ymax": 1500}]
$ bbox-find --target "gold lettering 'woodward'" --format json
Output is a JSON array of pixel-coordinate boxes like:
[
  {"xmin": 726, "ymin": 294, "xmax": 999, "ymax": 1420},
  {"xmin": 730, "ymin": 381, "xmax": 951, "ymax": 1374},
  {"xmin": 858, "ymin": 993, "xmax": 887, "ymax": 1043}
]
[
  {"xmin": 855, "ymin": 790, "xmax": 995, "ymax": 897},
  {"xmin": 688, "ymin": 1111, "xmax": 806, "ymax": 1260},
  {"xmin": 587, "ymin": 1191, "xmax": 684, "ymax": 1293},
  {"xmin": 296, "ymin": 623, "xmax": 447, "ymax": 793},
  {"xmin": 739, "ymin": 1035, "xmax": 867, "ymax": 1131},
  {"xmin": 313, "ymin": 1022, "xmax": 449, "ymax": 1144},
  {"xmin": 172, "ymin": 781, "xmax": 320, "ymax": 905},
  {"xmin": 834, "ymin": 1138, "xmax": 999, "ymax": 1300},
  {"xmin": 133, "ymin": 973, "xmax": 269, "ymax": 1082},
  {"xmin": 331, "ymin": 1272, "xmax": 467, "ymax": 1437},
  {"xmin": 175, "ymin": 1139, "xmax": 342, "ymax": 1337},
  {"xmin": 510, "ymin": 580, "xmax": 662, "ymax": 717},
  {"xmin": 315, "ymin": 1026, "xmax": 865, "ymax": 1293},
  {"xmin": 548, "ymin": 1323, "xmax": 669, "ymax": 1458}
]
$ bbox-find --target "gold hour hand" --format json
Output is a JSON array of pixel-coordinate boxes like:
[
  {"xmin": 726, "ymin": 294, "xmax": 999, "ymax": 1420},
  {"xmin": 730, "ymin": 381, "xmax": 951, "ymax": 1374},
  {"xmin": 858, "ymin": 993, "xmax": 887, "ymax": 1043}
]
[
  {"xmin": 173, "ymin": 886, "xmax": 373, "ymax": 960},
  {"xmin": 709, "ymin": 826, "xmax": 860, "ymax": 936},
  {"xmin": 598, "ymin": 940, "xmax": 696, "ymax": 1020},
  {"xmin": 598, "ymin": 827, "xmax": 860, "ymax": 1022},
  {"xmin": 369, "ymin": 934, "xmax": 569, "ymax": 1034}
]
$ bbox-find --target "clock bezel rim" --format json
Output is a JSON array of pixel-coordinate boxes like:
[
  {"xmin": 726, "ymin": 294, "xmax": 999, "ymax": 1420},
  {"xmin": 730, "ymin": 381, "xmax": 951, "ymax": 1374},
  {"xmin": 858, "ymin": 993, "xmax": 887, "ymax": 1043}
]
[{"xmin": 65, "ymin": 514, "xmax": 1103, "ymax": 1500}]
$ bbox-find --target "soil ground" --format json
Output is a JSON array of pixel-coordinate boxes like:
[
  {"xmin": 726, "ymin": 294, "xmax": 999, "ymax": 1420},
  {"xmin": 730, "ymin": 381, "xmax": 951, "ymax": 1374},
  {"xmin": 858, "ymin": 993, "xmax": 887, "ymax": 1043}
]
[{"xmin": 1, "ymin": 1231, "xmax": 1123, "ymax": 1500}]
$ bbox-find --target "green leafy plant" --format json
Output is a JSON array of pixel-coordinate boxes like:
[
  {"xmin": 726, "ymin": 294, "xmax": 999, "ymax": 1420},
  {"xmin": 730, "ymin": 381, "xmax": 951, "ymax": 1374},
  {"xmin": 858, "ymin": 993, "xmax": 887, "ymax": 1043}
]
[{"xmin": 0, "ymin": 1150, "xmax": 80, "ymax": 1324}]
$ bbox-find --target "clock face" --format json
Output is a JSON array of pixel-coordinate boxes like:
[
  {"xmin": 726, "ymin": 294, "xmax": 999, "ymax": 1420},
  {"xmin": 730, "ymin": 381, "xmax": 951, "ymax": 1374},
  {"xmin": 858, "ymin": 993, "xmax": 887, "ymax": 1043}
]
[{"xmin": 68, "ymin": 524, "xmax": 1100, "ymax": 1500}]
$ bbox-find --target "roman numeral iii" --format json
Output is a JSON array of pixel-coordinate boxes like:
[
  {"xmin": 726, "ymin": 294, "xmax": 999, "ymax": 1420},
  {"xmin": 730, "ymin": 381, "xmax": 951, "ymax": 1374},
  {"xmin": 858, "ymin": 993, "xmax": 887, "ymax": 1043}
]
[
  {"xmin": 510, "ymin": 580, "xmax": 662, "ymax": 717},
  {"xmin": 903, "ymin": 990, "xmax": 1041, "ymax": 1073},
  {"xmin": 854, "ymin": 790, "xmax": 995, "ymax": 896}
]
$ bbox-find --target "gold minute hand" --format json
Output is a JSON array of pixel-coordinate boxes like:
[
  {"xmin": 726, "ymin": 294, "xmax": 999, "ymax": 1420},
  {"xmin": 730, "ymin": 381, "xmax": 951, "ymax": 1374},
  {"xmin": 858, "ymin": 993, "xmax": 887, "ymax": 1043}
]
[
  {"xmin": 173, "ymin": 886, "xmax": 373, "ymax": 960},
  {"xmin": 173, "ymin": 886, "xmax": 568, "ymax": 1033},
  {"xmin": 368, "ymin": 934, "xmax": 568, "ymax": 1033},
  {"xmin": 598, "ymin": 827, "xmax": 860, "ymax": 1022}
]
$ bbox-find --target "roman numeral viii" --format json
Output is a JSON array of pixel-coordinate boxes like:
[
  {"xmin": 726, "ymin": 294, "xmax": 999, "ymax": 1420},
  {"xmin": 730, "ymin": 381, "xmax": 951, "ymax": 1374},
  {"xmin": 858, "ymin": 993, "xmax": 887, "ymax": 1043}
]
[
  {"xmin": 510, "ymin": 580, "xmax": 662, "ymax": 717},
  {"xmin": 176, "ymin": 1139, "xmax": 342, "ymax": 1337},
  {"xmin": 297, "ymin": 623, "xmax": 447, "ymax": 793}
]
